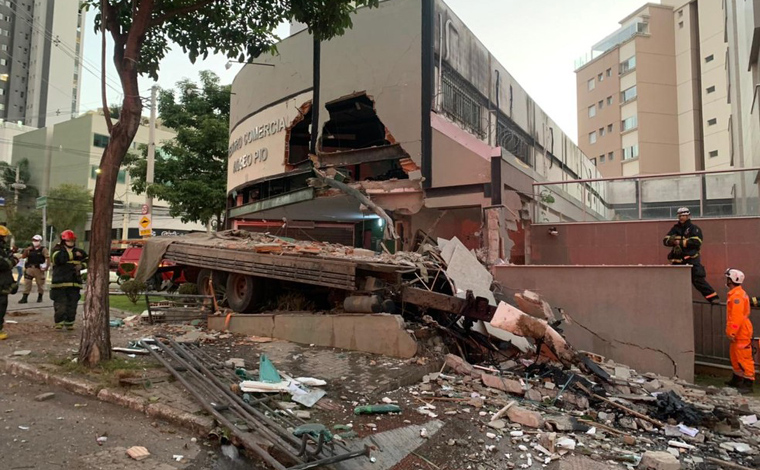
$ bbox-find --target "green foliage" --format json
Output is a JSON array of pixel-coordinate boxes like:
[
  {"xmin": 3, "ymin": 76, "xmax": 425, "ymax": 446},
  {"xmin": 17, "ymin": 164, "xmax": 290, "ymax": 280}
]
[
  {"xmin": 0, "ymin": 159, "xmax": 39, "ymax": 209},
  {"xmin": 120, "ymin": 279, "xmax": 147, "ymax": 304},
  {"xmin": 5, "ymin": 206, "xmax": 42, "ymax": 245},
  {"xmin": 124, "ymin": 71, "xmax": 228, "ymax": 227},
  {"xmin": 177, "ymin": 283, "xmax": 198, "ymax": 296},
  {"xmin": 83, "ymin": 0, "xmax": 379, "ymax": 81},
  {"xmin": 47, "ymin": 184, "xmax": 92, "ymax": 236}
]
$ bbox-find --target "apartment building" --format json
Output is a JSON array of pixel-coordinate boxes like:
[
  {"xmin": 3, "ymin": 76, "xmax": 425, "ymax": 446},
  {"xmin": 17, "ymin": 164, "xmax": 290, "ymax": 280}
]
[
  {"xmin": 0, "ymin": 0, "xmax": 85, "ymax": 128},
  {"xmin": 11, "ymin": 111, "xmax": 205, "ymax": 239},
  {"xmin": 576, "ymin": 1, "xmax": 735, "ymax": 177}
]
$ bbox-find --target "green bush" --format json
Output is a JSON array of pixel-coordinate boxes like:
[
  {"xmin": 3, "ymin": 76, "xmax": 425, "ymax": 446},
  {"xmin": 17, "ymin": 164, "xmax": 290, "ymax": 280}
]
[
  {"xmin": 177, "ymin": 283, "xmax": 198, "ymax": 295},
  {"xmin": 120, "ymin": 279, "xmax": 147, "ymax": 304}
]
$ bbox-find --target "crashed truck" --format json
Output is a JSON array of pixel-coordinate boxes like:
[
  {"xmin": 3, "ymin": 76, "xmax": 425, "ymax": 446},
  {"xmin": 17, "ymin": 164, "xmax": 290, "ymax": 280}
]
[{"xmin": 135, "ymin": 230, "xmax": 578, "ymax": 365}]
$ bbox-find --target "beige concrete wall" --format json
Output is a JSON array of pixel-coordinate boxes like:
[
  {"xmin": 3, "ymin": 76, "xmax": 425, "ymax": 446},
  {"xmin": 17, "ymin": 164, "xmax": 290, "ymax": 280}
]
[
  {"xmin": 493, "ymin": 265, "xmax": 695, "ymax": 381},
  {"xmin": 230, "ymin": 0, "xmax": 423, "ymax": 182}
]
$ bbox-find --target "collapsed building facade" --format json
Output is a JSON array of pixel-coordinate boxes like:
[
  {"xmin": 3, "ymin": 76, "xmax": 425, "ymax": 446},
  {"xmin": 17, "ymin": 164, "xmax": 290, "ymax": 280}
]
[{"xmin": 226, "ymin": 0, "xmax": 601, "ymax": 263}]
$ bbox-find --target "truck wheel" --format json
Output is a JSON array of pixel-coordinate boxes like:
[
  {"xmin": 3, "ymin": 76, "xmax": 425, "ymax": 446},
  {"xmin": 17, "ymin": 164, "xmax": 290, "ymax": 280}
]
[{"xmin": 226, "ymin": 273, "xmax": 262, "ymax": 313}]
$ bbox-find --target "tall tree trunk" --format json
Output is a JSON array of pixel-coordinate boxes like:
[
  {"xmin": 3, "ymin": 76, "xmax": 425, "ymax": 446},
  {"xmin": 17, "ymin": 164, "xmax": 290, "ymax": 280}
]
[{"xmin": 79, "ymin": 85, "xmax": 143, "ymax": 366}]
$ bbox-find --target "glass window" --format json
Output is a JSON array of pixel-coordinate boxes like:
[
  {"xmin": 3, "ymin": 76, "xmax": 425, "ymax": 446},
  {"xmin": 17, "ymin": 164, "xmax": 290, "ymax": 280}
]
[
  {"xmin": 709, "ymin": 150, "xmax": 718, "ymax": 158},
  {"xmin": 598, "ymin": 100, "xmax": 603, "ymax": 109},
  {"xmin": 607, "ymin": 96, "xmax": 613, "ymax": 105},
  {"xmin": 706, "ymin": 85, "xmax": 715, "ymax": 94},
  {"xmin": 600, "ymin": 127, "xmax": 606, "ymax": 136},
  {"xmin": 93, "ymin": 133, "xmax": 110, "ymax": 148},
  {"xmin": 117, "ymin": 169, "xmax": 126, "ymax": 184},
  {"xmin": 622, "ymin": 115, "xmax": 638, "ymax": 131},
  {"xmin": 606, "ymin": 68, "xmax": 612, "ymax": 77},
  {"xmin": 588, "ymin": 105, "xmax": 596, "ymax": 117},
  {"xmin": 600, "ymin": 155, "xmax": 605, "ymax": 163},
  {"xmin": 621, "ymin": 86, "xmax": 637, "ymax": 103},
  {"xmin": 620, "ymin": 56, "xmax": 636, "ymax": 74},
  {"xmin": 589, "ymin": 131, "xmax": 597, "ymax": 144},
  {"xmin": 707, "ymin": 118, "xmax": 717, "ymax": 126},
  {"xmin": 607, "ymin": 124, "xmax": 613, "ymax": 133},
  {"xmin": 608, "ymin": 151, "xmax": 614, "ymax": 161},
  {"xmin": 587, "ymin": 78, "xmax": 595, "ymax": 91},
  {"xmin": 623, "ymin": 144, "xmax": 639, "ymax": 160},
  {"xmin": 705, "ymin": 54, "xmax": 714, "ymax": 63},
  {"xmin": 598, "ymin": 73, "xmax": 603, "ymax": 82}
]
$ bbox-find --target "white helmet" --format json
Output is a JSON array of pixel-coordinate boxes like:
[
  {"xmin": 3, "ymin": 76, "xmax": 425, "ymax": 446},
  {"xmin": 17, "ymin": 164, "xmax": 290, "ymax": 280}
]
[
  {"xmin": 32, "ymin": 235, "xmax": 42, "ymax": 241},
  {"xmin": 677, "ymin": 207, "xmax": 690, "ymax": 216},
  {"xmin": 725, "ymin": 268, "xmax": 745, "ymax": 285}
]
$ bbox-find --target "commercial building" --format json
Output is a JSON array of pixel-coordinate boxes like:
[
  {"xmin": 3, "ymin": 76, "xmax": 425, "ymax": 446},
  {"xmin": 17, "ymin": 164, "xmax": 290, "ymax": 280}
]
[
  {"xmin": 0, "ymin": 0, "xmax": 85, "ymax": 128},
  {"xmin": 11, "ymin": 111, "xmax": 205, "ymax": 240},
  {"xmin": 226, "ymin": 0, "xmax": 603, "ymax": 263},
  {"xmin": 576, "ymin": 1, "xmax": 736, "ymax": 177}
]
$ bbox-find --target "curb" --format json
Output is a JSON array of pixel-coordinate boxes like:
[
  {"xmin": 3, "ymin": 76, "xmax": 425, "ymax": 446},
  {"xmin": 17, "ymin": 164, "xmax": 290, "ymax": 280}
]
[{"xmin": 0, "ymin": 358, "xmax": 214, "ymax": 435}]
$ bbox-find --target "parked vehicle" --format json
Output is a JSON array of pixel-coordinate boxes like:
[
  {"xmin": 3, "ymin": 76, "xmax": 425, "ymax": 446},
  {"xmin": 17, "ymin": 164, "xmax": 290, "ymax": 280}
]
[{"xmin": 118, "ymin": 245, "xmax": 186, "ymax": 290}]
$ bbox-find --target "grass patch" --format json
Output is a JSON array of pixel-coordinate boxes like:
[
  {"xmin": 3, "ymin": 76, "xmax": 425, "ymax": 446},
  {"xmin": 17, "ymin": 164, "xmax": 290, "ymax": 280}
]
[
  {"xmin": 109, "ymin": 294, "xmax": 147, "ymax": 314},
  {"xmin": 50, "ymin": 354, "xmax": 162, "ymax": 387}
]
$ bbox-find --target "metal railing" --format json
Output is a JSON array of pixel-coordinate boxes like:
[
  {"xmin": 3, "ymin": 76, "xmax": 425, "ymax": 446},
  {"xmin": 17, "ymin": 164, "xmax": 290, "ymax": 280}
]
[
  {"xmin": 693, "ymin": 300, "xmax": 760, "ymax": 372},
  {"xmin": 533, "ymin": 167, "xmax": 760, "ymax": 224}
]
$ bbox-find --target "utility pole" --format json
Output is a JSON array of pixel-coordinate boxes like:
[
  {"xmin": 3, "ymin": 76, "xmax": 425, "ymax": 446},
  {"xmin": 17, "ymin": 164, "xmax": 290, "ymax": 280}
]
[
  {"xmin": 13, "ymin": 165, "xmax": 20, "ymax": 206},
  {"xmin": 41, "ymin": 126, "xmax": 53, "ymax": 245},
  {"xmin": 145, "ymin": 85, "xmax": 157, "ymax": 236}
]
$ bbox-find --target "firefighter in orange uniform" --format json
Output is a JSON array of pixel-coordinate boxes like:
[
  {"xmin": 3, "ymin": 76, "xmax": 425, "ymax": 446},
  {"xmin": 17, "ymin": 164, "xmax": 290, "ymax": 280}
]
[{"xmin": 724, "ymin": 268, "xmax": 755, "ymax": 394}]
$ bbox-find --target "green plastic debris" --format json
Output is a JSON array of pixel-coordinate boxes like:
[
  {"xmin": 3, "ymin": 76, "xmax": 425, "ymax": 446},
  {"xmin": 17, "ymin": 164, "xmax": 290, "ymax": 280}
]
[
  {"xmin": 109, "ymin": 319, "xmax": 124, "ymax": 328},
  {"xmin": 259, "ymin": 354, "xmax": 281, "ymax": 383},
  {"xmin": 190, "ymin": 319, "xmax": 203, "ymax": 326},
  {"xmin": 293, "ymin": 423, "xmax": 332, "ymax": 442},
  {"xmin": 242, "ymin": 393, "xmax": 252, "ymax": 404},
  {"xmin": 338, "ymin": 430, "xmax": 359, "ymax": 440},
  {"xmin": 354, "ymin": 404, "xmax": 402, "ymax": 415},
  {"xmin": 235, "ymin": 368, "xmax": 253, "ymax": 380},
  {"xmin": 333, "ymin": 424, "xmax": 352, "ymax": 431}
]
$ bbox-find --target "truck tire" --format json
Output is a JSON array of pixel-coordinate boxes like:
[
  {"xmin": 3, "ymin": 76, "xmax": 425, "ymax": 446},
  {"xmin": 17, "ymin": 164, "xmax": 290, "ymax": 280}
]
[{"xmin": 226, "ymin": 273, "xmax": 263, "ymax": 313}]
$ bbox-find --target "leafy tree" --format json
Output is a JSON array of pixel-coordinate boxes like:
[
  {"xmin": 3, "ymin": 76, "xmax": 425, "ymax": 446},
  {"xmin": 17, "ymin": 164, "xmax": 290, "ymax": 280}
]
[
  {"xmin": 5, "ymin": 206, "xmax": 42, "ymax": 247},
  {"xmin": 0, "ymin": 158, "xmax": 39, "ymax": 208},
  {"xmin": 47, "ymin": 184, "xmax": 93, "ymax": 238},
  {"xmin": 80, "ymin": 0, "xmax": 378, "ymax": 367},
  {"xmin": 125, "ymin": 71, "xmax": 228, "ymax": 228}
]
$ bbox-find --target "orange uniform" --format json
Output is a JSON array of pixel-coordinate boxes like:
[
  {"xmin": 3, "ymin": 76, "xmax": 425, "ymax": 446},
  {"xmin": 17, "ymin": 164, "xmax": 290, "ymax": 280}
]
[{"xmin": 726, "ymin": 285, "xmax": 755, "ymax": 380}]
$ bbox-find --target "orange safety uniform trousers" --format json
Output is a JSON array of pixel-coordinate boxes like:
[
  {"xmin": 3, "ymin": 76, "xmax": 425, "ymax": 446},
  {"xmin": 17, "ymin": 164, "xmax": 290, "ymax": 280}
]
[{"xmin": 727, "ymin": 286, "xmax": 755, "ymax": 380}]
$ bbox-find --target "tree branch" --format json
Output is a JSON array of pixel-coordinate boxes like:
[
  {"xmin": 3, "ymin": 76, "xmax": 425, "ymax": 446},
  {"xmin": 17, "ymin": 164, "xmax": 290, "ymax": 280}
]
[
  {"xmin": 101, "ymin": 0, "xmax": 113, "ymax": 133},
  {"xmin": 149, "ymin": 0, "xmax": 219, "ymax": 28}
]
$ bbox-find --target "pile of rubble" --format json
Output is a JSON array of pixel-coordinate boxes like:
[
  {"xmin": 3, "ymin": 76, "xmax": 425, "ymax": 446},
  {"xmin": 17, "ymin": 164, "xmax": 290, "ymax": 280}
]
[{"xmin": 418, "ymin": 350, "xmax": 760, "ymax": 469}]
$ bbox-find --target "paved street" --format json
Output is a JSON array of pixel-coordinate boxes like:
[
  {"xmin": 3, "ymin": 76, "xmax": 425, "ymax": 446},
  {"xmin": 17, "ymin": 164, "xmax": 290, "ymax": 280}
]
[{"xmin": 0, "ymin": 374, "xmax": 208, "ymax": 470}]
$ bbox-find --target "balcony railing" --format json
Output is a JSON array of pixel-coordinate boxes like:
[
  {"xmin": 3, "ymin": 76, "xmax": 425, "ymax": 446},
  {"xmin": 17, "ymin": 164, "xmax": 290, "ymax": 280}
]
[
  {"xmin": 574, "ymin": 21, "xmax": 648, "ymax": 70},
  {"xmin": 533, "ymin": 167, "xmax": 760, "ymax": 223}
]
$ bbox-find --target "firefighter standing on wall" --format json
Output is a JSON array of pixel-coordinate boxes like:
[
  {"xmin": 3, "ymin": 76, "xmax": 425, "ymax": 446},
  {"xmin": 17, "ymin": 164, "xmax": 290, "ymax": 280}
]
[
  {"xmin": 0, "ymin": 226, "xmax": 18, "ymax": 340},
  {"xmin": 19, "ymin": 234, "xmax": 49, "ymax": 304},
  {"xmin": 663, "ymin": 207, "xmax": 719, "ymax": 303},
  {"xmin": 723, "ymin": 268, "xmax": 754, "ymax": 394},
  {"xmin": 50, "ymin": 230, "xmax": 87, "ymax": 331}
]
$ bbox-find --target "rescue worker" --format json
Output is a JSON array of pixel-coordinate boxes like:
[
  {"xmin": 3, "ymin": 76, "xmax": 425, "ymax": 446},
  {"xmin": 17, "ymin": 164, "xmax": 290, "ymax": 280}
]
[
  {"xmin": 724, "ymin": 268, "xmax": 754, "ymax": 394},
  {"xmin": 50, "ymin": 230, "xmax": 87, "ymax": 331},
  {"xmin": 663, "ymin": 207, "xmax": 719, "ymax": 303},
  {"xmin": 0, "ymin": 226, "xmax": 18, "ymax": 340},
  {"xmin": 19, "ymin": 234, "xmax": 49, "ymax": 303}
]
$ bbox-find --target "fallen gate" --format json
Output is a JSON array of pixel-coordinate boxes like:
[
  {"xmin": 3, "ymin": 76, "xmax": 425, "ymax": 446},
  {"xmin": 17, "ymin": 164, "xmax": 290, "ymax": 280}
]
[{"xmin": 141, "ymin": 337, "xmax": 370, "ymax": 470}]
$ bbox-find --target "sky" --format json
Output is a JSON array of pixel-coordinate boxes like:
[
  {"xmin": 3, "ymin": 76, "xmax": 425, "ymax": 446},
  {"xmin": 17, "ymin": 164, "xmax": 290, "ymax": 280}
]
[{"xmin": 80, "ymin": 0, "xmax": 653, "ymax": 144}]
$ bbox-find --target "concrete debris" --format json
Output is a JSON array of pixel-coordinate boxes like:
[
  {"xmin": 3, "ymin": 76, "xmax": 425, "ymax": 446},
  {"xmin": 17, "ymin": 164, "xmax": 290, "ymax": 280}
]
[
  {"xmin": 126, "ymin": 446, "xmax": 151, "ymax": 461},
  {"xmin": 514, "ymin": 290, "xmax": 555, "ymax": 322},
  {"xmin": 506, "ymin": 405, "xmax": 544, "ymax": 429},
  {"xmin": 34, "ymin": 392, "xmax": 55, "ymax": 402},
  {"xmin": 12, "ymin": 350, "xmax": 32, "ymax": 356},
  {"xmin": 638, "ymin": 451, "xmax": 680, "ymax": 469}
]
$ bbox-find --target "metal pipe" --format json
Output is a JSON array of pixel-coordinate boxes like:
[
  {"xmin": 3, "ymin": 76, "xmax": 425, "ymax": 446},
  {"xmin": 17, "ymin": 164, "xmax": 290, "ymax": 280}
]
[
  {"xmin": 533, "ymin": 166, "xmax": 760, "ymax": 187},
  {"xmin": 140, "ymin": 340, "xmax": 289, "ymax": 470},
  {"xmin": 151, "ymin": 338, "xmax": 300, "ymax": 462},
  {"xmin": 159, "ymin": 339, "xmax": 305, "ymax": 455}
]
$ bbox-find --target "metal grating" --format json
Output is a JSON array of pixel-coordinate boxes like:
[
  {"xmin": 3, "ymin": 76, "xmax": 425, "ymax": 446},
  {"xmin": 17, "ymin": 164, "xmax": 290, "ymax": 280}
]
[{"xmin": 441, "ymin": 65, "xmax": 486, "ymax": 138}]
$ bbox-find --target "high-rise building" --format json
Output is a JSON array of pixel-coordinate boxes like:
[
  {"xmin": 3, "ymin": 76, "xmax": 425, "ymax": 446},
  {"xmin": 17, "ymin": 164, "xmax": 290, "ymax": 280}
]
[
  {"xmin": 576, "ymin": 1, "xmax": 737, "ymax": 177},
  {"xmin": 0, "ymin": 0, "xmax": 84, "ymax": 128}
]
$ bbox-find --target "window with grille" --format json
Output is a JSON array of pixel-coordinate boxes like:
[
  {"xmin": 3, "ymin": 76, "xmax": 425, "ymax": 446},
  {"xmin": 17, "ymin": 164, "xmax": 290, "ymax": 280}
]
[
  {"xmin": 441, "ymin": 65, "xmax": 485, "ymax": 137},
  {"xmin": 497, "ymin": 114, "xmax": 532, "ymax": 167}
]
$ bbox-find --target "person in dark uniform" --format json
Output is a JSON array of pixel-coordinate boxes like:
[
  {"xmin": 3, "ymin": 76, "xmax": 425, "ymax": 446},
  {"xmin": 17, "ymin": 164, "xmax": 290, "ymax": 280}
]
[
  {"xmin": 20, "ymin": 234, "xmax": 49, "ymax": 303},
  {"xmin": 663, "ymin": 207, "xmax": 719, "ymax": 303},
  {"xmin": 50, "ymin": 230, "xmax": 87, "ymax": 331},
  {"xmin": 0, "ymin": 226, "xmax": 18, "ymax": 340}
]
